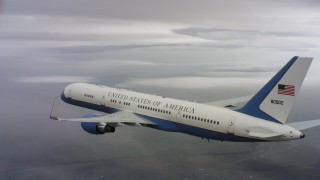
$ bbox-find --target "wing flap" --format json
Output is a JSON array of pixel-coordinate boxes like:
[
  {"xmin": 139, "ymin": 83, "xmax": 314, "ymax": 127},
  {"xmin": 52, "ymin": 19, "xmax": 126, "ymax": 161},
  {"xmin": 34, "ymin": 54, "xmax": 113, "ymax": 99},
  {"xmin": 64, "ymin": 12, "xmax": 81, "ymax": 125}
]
[{"xmin": 52, "ymin": 111, "xmax": 157, "ymax": 125}]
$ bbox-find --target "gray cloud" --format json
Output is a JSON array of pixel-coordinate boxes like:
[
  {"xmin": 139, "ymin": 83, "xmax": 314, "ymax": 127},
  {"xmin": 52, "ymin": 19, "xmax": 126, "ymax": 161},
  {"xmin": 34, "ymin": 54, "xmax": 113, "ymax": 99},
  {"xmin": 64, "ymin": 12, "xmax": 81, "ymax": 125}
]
[
  {"xmin": 173, "ymin": 28, "xmax": 320, "ymax": 39},
  {"xmin": 173, "ymin": 27, "xmax": 318, "ymax": 50},
  {"xmin": 16, "ymin": 76, "xmax": 97, "ymax": 83},
  {"xmin": 0, "ymin": 32, "xmax": 112, "ymax": 42},
  {"xmin": 45, "ymin": 44, "xmax": 178, "ymax": 54},
  {"xmin": 209, "ymin": 65, "xmax": 280, "ymax": 73},
  {"xmin": 3, "ymin": 0, "xmax": 320, "ymax": 23},
  {"xmin": 117, "ymin": 76, "xmax": 267, "ymax": 89},
  {"xmin": 1, "ymin": 1, "xmax": 320, "ymax": 179}
]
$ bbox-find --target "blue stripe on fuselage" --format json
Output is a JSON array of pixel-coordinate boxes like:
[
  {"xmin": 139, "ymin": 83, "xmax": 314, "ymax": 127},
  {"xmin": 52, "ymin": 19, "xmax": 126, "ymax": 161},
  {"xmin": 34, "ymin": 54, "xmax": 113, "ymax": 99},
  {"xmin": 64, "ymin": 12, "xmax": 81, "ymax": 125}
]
[{"xmin": 60, "ymin": 92, "xmax": 263, "ymax": 142}]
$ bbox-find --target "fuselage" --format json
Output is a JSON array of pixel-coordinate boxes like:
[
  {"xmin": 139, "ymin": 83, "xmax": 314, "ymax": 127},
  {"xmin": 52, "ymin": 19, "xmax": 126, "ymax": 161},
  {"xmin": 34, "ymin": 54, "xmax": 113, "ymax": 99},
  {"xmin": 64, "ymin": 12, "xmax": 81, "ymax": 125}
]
[{"xmin": 60, "ymin": 83, "xmax": 303, "ymax": 142}]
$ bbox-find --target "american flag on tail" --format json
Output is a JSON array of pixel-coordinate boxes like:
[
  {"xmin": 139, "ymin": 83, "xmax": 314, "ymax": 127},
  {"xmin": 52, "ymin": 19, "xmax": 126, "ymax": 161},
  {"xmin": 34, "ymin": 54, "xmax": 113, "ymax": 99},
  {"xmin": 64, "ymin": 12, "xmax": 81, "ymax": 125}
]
[{"xmin": 278, "ymin": 84, "xmax": 295, "ymax": 96}]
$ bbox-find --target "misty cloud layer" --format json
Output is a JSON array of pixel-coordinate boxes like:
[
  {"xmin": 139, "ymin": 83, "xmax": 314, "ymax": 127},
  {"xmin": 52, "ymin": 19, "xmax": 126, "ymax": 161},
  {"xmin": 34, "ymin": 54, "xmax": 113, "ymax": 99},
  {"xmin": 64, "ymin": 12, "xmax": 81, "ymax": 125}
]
[{"xmin": 1, "ymin": 0, "xmax": 320, "ymax": 179}]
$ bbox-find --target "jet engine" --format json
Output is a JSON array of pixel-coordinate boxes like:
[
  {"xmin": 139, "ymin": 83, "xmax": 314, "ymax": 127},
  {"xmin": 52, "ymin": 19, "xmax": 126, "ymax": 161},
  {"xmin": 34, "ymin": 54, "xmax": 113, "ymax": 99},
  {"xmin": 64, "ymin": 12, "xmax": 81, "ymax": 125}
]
[
  {"xmin": 80, "ymin": 114, "xmax": 115, "ymax": 135},
  {"xmin": 81, "ymin": 122, "xmax": 115, "ymax": 135}
]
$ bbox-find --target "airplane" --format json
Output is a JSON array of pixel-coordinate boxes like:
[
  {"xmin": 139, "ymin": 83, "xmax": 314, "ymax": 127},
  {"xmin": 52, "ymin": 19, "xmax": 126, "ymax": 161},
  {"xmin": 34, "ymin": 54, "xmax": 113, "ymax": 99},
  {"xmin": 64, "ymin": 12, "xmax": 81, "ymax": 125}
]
[{"xmin": 50, "ymin": 56, "xmax": 320, "ymax": 142}]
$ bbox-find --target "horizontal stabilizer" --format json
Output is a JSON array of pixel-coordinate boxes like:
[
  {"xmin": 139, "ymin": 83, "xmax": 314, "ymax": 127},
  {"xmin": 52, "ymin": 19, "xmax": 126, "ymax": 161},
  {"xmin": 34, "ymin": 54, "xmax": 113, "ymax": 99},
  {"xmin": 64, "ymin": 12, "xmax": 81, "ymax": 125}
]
[
  {"xmin": 246, "ymin": 127, "xmax": 282, "ymax": 138},
  {"xmin": 288, "ymin": 119, "xmax": 320, "ymax": 131}
]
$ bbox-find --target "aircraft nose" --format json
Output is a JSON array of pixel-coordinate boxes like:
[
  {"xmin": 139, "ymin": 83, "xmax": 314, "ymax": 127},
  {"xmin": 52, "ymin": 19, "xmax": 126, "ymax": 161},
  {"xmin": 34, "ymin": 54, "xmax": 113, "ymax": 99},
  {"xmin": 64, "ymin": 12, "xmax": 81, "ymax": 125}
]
[{"xmin": 61, "ymin": 84, "xmax": 73, "ymax": 101}]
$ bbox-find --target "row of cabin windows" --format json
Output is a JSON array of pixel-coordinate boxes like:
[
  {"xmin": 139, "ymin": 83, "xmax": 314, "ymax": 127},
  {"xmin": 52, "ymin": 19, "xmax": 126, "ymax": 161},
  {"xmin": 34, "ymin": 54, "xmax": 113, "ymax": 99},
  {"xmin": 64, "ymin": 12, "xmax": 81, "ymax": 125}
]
[
  {"xmin": 137, "ymin": 105, "xmax": 171, "ymax": 114},
  {"xmin": 84, "ymin": 94, "xmax": 94, "ymax": 98},
  {"xmin": 110, "ymin": 99, "xmax": 117, "ymax": 103},
  {"xmin": 110, "ymin": 99, "xmax": 131, "ymax": 106},
  {"xmin": 182, "ymin": 114, "xmax": 219, "ymax": 125}
]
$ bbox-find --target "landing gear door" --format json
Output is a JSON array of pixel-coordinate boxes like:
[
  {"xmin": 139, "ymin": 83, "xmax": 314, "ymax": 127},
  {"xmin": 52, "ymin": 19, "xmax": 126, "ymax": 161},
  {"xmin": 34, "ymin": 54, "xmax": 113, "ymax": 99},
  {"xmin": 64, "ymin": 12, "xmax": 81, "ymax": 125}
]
[{"xmin": 227, "ymin": 116, "xmax": 236, "ymax": 134}]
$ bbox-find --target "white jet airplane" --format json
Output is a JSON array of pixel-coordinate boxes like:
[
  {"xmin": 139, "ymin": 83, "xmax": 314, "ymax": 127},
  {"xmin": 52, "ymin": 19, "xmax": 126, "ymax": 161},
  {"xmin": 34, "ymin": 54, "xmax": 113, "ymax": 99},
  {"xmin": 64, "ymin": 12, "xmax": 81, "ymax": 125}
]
[{"xmin": 50, "ymin": 56, "xmax": 320, "ymax": 142}]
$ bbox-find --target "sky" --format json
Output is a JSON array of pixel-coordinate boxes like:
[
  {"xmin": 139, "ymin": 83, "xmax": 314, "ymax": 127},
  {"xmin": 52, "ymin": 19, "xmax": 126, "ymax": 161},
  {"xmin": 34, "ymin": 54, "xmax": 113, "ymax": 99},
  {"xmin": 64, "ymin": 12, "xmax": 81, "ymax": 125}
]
[{"xmin": 1, "ymin": 0, "xmax": 320, "ymax": 179}]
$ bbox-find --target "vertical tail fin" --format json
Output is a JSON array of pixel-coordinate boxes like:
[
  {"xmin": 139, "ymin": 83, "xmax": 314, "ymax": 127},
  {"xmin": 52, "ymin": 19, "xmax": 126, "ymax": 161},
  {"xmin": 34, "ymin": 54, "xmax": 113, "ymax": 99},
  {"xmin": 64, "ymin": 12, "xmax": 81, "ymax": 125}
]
[{"xmin": 237, "ymin": 56, "xmax": 313, "ymax": 124}]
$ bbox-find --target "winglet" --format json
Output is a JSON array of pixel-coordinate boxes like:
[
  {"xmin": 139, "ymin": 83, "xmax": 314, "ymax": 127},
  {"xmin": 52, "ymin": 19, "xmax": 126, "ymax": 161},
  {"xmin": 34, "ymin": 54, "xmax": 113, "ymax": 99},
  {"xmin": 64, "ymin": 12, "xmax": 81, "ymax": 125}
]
[{"xmin": 50, "ymin": 97, "xmax": 61, "ymax": 121}]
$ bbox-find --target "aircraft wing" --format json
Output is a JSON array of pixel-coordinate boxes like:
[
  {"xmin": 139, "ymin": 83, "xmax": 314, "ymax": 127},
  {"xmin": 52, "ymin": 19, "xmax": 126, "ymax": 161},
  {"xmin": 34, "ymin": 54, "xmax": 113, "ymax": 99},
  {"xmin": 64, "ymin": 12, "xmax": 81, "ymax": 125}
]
[
  {"xmin": 204, "ymin": 95, "xmax": 253, "ymax": 108},
  {"xmin": 50, "ymin": 97, "xmax": 157, "ymax": 126},
  {"xmin": 287, "ymin": 119, "xmax": 320, "ymax": 131}
]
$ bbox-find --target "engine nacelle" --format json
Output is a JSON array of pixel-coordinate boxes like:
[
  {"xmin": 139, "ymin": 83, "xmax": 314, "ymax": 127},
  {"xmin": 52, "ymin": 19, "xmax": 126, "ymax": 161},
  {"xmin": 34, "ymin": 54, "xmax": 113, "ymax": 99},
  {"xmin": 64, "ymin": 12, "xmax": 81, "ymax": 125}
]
[
  {"xmin": 96, "ymin": 124, "xmax": 116, "ymax": 134},
  {"xmin": 81, "ymin": 122, "xmax": 115, "ymax": 135},
  {"xmin": 80, "ymin": 114, "xmax": 116, "ymax": 135}
]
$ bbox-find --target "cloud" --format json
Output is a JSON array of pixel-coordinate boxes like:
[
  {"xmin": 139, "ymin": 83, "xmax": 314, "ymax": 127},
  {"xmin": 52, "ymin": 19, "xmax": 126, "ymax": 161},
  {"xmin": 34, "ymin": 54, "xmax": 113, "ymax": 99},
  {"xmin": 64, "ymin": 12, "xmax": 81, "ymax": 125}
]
[
  {"xmin": 3, "ymin": 0, "xmax": 320, "ymax": 24},
  {"xmin": 209, "ymin": 65, "xmax": 279, "ymax": 73},
  {"xmin": 173, "ymin": 27, "xmax": 318, "ymax": 50},
  {"xmin": 117, "ymin": 76, "xmax": 267, "ymax": 89},
  {"xmin": 173, "ymin": 28, "xmax": 320, "ymax": 40},
  {"xmin": 48, "ymin": 59, "xmax": 165, "ymax": 68},
  {"xmin": 16, "ymin": 76, "xmax": 97, "ymax": 83},
  {"xmin": 45, "ymin": 44, "xmax": 178, "ymax": 54}
]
